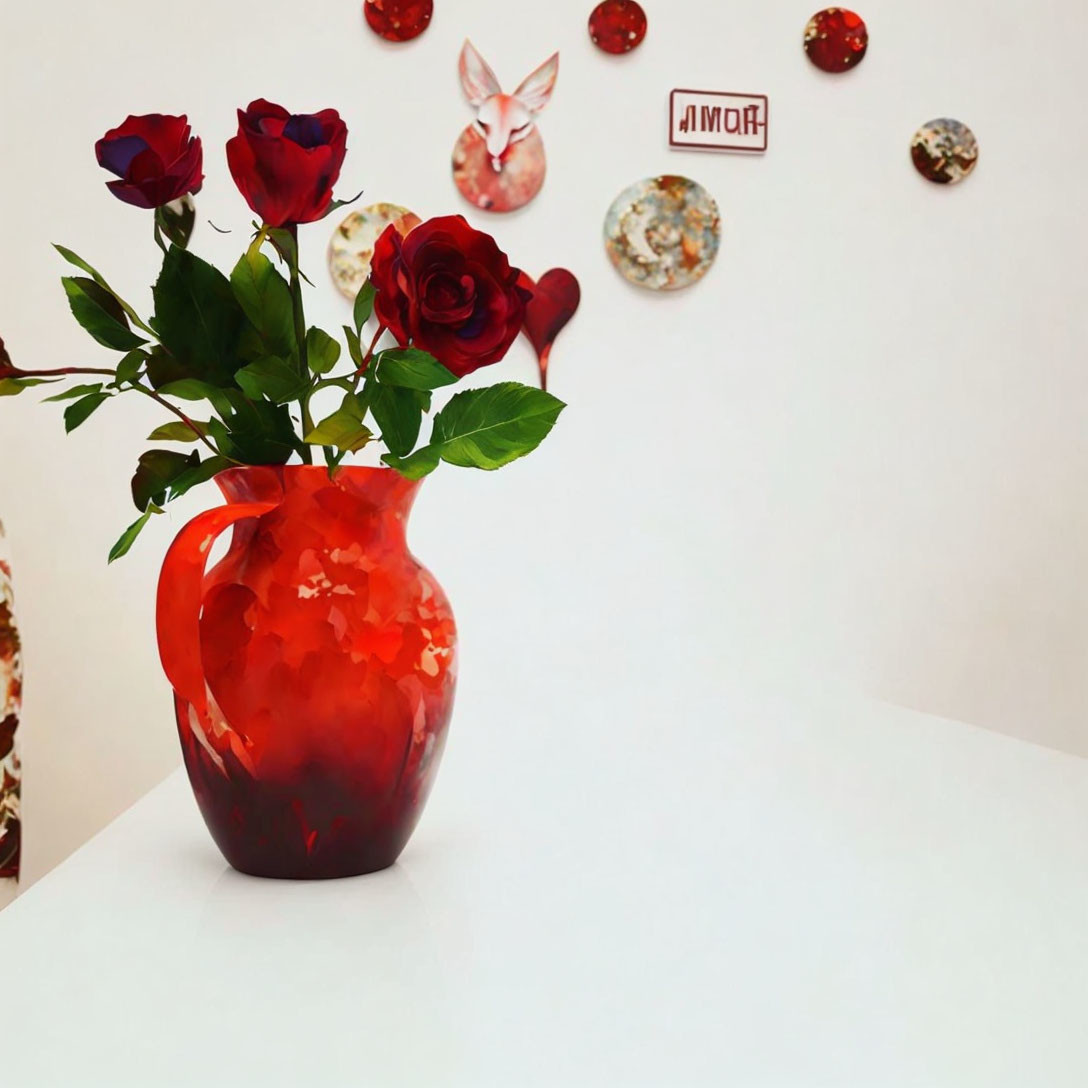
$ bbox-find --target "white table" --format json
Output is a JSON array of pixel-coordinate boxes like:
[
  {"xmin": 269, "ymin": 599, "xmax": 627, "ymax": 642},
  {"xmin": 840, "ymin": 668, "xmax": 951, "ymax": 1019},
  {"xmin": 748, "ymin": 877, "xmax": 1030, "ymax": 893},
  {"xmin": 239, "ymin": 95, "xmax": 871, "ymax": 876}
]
[{"xmin": 3, "ymin": 678, "xmax": 1087, "ymax": 1087}]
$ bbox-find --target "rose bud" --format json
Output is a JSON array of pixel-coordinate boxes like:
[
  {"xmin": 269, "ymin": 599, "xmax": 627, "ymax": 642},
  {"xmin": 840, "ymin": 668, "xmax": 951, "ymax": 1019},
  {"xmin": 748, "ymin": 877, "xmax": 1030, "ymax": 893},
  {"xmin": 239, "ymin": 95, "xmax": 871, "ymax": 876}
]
[
  {"xmin": 95, "ymin": 114, "xmax": 204, "ymax": 209},
  {"xmin": 370, "ymin": 216, "xmax": 529, "ymax": 378},
  {"xmin": 226, "ymin": 100, "xmax": 348, "ymax": 228}
]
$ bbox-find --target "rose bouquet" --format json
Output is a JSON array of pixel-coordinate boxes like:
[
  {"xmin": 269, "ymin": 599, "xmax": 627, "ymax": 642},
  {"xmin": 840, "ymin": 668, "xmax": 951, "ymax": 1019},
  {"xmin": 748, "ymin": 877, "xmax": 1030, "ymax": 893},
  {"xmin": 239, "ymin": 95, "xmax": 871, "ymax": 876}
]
[{"xmin": 0, "ymin": 101, "xmax": 564, "ymax": 560}]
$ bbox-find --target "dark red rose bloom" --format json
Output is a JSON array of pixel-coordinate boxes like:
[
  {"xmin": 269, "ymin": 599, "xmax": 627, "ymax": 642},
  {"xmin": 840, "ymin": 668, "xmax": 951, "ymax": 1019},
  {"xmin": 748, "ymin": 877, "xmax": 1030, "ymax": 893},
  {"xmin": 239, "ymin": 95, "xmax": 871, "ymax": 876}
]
[
  {"xmin": 95, "ymin": 114, "xmax": 203, "ymax": 209},
  {"xmin": 226, "ymin": 99, "xmax": 348, "ymax": 228},
  {"xmin": 370, "ymin": 216, "xmax": 529, "ymax": 377},
  {"xmin": 0, "ymin": 336, "xmax": 14, "ymax": 378}
]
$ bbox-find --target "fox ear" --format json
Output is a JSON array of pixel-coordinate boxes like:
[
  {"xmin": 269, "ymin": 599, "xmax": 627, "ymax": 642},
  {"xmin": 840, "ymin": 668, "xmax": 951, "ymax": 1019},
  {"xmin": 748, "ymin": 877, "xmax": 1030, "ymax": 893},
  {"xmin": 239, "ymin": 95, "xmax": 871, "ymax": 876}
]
[
  {"xmin": 514, "ymin": 52, "xmax": 558, "ymax": 113},
  {"xmin": 459, "ymin": 40, "xmax": 503, "ymax": 106}
]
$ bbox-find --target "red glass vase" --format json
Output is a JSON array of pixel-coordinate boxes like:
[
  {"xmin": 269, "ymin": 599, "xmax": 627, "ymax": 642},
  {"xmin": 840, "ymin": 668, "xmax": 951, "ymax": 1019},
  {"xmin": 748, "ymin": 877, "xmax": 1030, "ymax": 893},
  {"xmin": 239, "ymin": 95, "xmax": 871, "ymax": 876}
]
[{"xmin": 156, "ymin": 466, "xmax": 457, "ymax": 879}]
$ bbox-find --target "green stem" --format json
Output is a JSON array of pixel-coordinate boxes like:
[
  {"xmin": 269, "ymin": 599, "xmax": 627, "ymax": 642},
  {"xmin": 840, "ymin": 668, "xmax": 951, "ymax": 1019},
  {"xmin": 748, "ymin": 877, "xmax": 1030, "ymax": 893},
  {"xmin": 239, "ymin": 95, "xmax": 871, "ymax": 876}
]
[
  {"xmin": 300, "ymin": 376, "xmax": 354, "ymax": 421},
  {"xmin": 285, "ymin": 223, "xmax": 314, "ymax": 464},
  {"xmin": 127, "ymin": 383, "xmax": 234, "ymax": 461}
]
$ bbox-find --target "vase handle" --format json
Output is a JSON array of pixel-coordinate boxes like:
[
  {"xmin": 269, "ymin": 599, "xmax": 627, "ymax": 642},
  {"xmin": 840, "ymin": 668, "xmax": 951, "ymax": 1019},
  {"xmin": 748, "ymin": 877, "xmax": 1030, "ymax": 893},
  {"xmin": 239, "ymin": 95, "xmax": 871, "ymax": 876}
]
[{"xmin": 156, "ymin": 501, "xmax": 277, "ymax": 718}]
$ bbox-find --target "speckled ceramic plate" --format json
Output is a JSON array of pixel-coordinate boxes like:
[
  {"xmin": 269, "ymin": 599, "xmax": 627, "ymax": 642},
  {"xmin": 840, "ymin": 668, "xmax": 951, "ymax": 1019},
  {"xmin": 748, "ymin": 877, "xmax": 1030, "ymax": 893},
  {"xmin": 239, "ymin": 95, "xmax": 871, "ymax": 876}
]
[
  {"xmin": 910, "ymin": 119, "xmax": 979, "ymax": 185},
  {"xmin": 328, "ymin": 203, "xmax": 422, "ymax": 300},
  {"xmin": 604, "ymin": 175, "xmax": 721, "ymax": 291}
]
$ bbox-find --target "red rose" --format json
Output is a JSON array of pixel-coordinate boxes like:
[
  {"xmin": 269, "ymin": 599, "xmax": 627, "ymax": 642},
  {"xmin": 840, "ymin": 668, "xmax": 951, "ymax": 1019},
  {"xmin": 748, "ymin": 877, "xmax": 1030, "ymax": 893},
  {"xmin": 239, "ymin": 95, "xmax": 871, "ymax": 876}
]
[
  {"xmin": 370, "ymin": 216, "xmax": 528, "ymax": 378},
  {"xmin": 0, "ymin": 336, "xmax": 13, "ymax": 378},
  {"xmin": 95, "ymin": 114, "xmax": 203, "ymax": 210},
  {"xmin": 226, "ymin": 99, "xmax": 348, "ymax": 228}
]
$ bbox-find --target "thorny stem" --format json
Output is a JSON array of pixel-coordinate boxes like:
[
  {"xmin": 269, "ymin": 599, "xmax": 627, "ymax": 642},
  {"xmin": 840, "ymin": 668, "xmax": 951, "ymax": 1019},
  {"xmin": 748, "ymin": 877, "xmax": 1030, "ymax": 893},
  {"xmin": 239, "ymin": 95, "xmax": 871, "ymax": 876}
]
[
  {"xmin": 9, "ymin": 366, "xmax": 116, "ymax": 378},
  {"xmin": 8, "ymin": 362, "xmax": 235, "ymax": 462},
  {"xmin": 128, "ymin": 383, "xmax": 234, "ymax": 461},
  {"xmin": 353, "ymin": 325, "xmax": 386, "ymax": 384}
]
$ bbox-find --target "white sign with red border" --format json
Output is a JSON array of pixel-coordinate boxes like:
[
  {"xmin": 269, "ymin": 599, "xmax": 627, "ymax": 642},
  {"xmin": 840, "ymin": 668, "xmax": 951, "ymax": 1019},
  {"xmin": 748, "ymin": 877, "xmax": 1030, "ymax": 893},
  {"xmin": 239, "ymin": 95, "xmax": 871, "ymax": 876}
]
[{"xmin": 670, "ymin": 89, "xmax": 769, "ymax": 154}]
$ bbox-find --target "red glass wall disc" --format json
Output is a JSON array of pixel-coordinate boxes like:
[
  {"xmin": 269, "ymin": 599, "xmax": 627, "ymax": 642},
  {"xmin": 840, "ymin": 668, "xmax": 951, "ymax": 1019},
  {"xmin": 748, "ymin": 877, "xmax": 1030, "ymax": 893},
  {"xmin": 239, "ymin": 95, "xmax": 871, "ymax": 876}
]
[
  {"xmin": 589, "ymin": 1, "xmax": 648, "ymax": 55},
  {"xmin": 364, "ymin": 0, "xmax": 433, "ymax": 43},
  {"xmin": 804, "ymin": 8, "xmax": 868, "ymax": 73}
]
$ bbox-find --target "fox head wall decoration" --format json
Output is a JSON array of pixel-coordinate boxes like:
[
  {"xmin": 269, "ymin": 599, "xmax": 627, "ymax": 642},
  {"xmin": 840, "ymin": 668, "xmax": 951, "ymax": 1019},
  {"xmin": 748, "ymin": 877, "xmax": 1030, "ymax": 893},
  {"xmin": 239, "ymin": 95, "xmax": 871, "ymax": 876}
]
[{"xmin": 452, "ymin": 40, "xmax": 559, "ymax": 213}]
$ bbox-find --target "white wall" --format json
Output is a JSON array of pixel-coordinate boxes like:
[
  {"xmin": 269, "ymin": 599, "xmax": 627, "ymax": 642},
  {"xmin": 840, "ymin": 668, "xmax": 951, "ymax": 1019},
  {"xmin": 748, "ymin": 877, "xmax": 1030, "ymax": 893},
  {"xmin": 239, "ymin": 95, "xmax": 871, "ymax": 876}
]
[{"xmin": 1, "ymin": 0, "xmax": 1087, "ymax": 888}]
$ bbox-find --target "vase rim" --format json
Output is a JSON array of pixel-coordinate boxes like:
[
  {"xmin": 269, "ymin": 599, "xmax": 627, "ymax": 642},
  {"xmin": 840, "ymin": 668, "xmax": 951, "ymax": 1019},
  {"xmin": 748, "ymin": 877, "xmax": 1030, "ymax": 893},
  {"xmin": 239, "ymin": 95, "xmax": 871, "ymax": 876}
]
[
  {"xmin": 213, "ymin": 463, "xmax": 422, "ymax": 507},
  {"xmin": 215, "ymin": 463, "xmax": 410, "ymax": 479}
]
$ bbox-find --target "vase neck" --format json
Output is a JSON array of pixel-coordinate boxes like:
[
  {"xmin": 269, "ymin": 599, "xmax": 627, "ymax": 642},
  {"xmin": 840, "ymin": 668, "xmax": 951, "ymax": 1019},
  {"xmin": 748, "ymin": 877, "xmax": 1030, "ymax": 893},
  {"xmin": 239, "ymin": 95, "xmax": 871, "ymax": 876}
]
[{"xmin": 215, "ymin": 466, "xmax": 421, "ymax": 554}]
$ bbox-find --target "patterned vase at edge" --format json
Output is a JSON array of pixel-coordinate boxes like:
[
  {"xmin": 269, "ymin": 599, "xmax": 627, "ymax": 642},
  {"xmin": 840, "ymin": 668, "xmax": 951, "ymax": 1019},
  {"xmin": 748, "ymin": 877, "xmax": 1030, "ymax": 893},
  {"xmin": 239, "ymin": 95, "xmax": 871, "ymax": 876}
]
[
  {"xmin": 156, "ymin": 465, "xmax": 457, "ymax": 879},
  {"xmin": 0, "ymin": 521, "xmax": 21, "ymax": 906}
]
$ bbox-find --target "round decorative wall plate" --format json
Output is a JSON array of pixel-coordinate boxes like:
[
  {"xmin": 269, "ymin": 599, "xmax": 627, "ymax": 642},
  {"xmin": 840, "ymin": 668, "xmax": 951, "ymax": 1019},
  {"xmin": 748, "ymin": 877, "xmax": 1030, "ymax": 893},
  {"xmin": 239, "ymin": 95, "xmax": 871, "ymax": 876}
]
[
  {"xmin": 363, "ymin": 0, "xmax": 433, "ymax": 43},
  {"xmin": 910, "ymin": 119, "xmax": 979, "ymax": 185},
  {"xmin": 804, "ymin": 8, "xmax": 868, "ymax": 73},
  {"xmin": 604, "ymin": 176, "xmax": 721, "ymax": 291},
  {"xmin": 328, "ymin": 203, "xmax": 422, "ymax": 300},
  {"xmin": 589, "ymin": 1, "xmax": 648, "ymax": 55}
]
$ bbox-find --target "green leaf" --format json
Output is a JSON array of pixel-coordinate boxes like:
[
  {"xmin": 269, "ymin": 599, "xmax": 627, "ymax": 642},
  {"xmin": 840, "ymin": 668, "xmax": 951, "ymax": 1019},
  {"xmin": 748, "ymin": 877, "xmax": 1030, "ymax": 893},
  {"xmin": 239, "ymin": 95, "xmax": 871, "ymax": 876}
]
[
  {"xmin": 114, "ymin": 349, "xmax": 148, "ymax": 386},
  {"xmin": 158, "ymin": 378, "xmax": 218, "ymax": 401},
  {"xmin": 42, "ymin": 382, "xmax": 103, "ymax": 403},
  {"xmin": 63, "ymin": 391, "xmax": 111, "ymax": 433},
  {"xmin": 373, "ymin": 349, "xmax": 458, "ymax": 391},
  {"xmin": 152, "ymin": 246, "xmax": 246, "ymax": 385},
  {"xmin": 108, "ymin": 505, "xmax": 161, "ymax": 564},
  {"xmin": 131, "ymin": 450, "xmax": 200, "ymax": 512},
  {"xmin": 155, "ymin": 197, "xmax": 196, "ymax": 250},
  {"xmin": 230, "ymin": 250, "xmax": 295, "ymax": 358},
  {"xmin": 143, "ymin": 345, "xmax": 189, "ymax": 390},
  {"xmin": 53, "ymin": 245, "xmax": 103, "ymax": 280},
  {"xmin": 147, "ymin": 420, "xmax": 209, "ymax": 442},
  {"xmin": 0, "ymin": 377, "xmax": 56, "ymax": 397},
  {"xmin": 353, "ymin": 282, "xmax": 376, "ymax": 332},
  {"xmin": 305, "ymin": 327, "xmax": 341, "ymax": 375},
  {"xmin": 317, "ymin": 190, "xmax": 364, "ymax": 222},
  {"xmin": 157, "ymin": 379, "xmax": 236, "ymax": 419},
  {"xmin": 370, "ymin": 382, "xmax": 422, "ymax": 457},
  {"xmin": 343, "ymin": 325, "xmax": 364, "ymax": 368},
  {"xmin": 62, "ymin": 276, "xmax": 147, "ymax": 352},
  {"xmin": 214, "ymin": 399, "xmax": 297, "ymax": 464},
  {"xmin": 234, "ymin": 322, "xmax": 269, "ymax": 366},
  {"xmin": 262, "ymin": 226, "xmax": 315, "ymax": 285},
  {"xmin": 53, "ymin": 245, "xmax": 152, "ymax": 334},
  {"xmin": 165, "ymin": 455, "xmax": 232, "ymax": 501},
  {"xmin": 380, "ymin": 444, "xmax": 441, "ymax": 480},
  {"xmin": 264, "ymin": 227, "xmax": 298, "ymax": 269},
  {"xmin": 235, "ymin": 356, "xmax": 309, "ymax": 405},
  {"xmin": 383, "ymin": 382, "xmax": 565, "ymax": 479},
  {"xmin": 304, "ymin": 395, "xmax": 373, "ymax": 453}
]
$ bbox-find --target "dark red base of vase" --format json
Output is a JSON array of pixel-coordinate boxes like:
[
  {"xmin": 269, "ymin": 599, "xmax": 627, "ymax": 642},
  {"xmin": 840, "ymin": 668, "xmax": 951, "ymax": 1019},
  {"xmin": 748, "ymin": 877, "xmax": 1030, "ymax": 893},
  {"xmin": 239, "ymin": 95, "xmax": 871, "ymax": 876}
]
[
  {"xmin": 178, "ymin": 707, "xmax": 428, "ymax": 881},
  {"xmin": 225, "ymin": 852, "xmax": 400, "ymax": 881},
  {"xmin": 222, "ymin": 848, "xmax": 401, "ymax": 881}
]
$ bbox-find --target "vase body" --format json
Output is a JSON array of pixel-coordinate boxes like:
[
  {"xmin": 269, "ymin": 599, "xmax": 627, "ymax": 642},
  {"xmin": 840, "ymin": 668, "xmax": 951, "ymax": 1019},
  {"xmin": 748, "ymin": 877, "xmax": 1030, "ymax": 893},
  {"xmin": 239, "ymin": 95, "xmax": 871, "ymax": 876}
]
[{"xmin": 157, "ymin": 466, "xmax": 457, "ymax": 879}]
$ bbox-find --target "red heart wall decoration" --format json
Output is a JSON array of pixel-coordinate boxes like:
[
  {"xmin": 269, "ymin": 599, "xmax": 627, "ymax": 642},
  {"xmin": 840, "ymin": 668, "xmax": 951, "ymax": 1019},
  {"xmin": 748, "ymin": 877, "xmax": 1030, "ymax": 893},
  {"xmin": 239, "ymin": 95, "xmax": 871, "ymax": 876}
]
[{"xmin": 518, "ymin": 269, "xmax": 581, "ymax": 391}]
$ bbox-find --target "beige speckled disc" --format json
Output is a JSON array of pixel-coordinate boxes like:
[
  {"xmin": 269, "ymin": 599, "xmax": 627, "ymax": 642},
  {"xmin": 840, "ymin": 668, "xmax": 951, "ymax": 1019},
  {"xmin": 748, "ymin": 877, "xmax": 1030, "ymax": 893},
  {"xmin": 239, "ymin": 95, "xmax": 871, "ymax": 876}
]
[
  {"xmin": 910, "ymin": 119, "xmax": 979, "ymax": 185},
  {"xmin": 604, "ymin": 175, "xmax": 721, "ymax": 291},
  {"xmin": 328, "ymin": 203, "xmax": 422, "ymax": 300}
]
